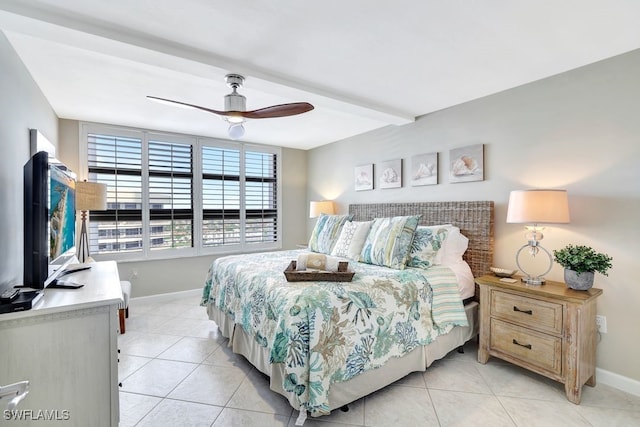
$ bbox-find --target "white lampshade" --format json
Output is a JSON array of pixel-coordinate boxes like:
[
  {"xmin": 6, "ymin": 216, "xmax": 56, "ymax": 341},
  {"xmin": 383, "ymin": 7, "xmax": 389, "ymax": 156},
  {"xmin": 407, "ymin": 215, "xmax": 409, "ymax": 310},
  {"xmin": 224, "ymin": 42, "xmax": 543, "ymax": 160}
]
[
  {"xmin": 506, "ymin": 189, "xmax": 570, "ymax": 224},
  {"xmin": 309, "ymin": 200, "xmax": 335, "ymax": 218},
  {"xmin": 76, "ymin": 181, "xmax": 107, "ymax": 211}
]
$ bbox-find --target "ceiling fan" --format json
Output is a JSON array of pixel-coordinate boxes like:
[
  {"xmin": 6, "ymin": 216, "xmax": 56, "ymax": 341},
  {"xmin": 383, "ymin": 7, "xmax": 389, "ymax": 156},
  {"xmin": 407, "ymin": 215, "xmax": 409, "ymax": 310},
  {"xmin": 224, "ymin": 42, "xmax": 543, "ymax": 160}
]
[{"xmin": 148, "ymin": 74, "xmax": 314, "ymax": 139}]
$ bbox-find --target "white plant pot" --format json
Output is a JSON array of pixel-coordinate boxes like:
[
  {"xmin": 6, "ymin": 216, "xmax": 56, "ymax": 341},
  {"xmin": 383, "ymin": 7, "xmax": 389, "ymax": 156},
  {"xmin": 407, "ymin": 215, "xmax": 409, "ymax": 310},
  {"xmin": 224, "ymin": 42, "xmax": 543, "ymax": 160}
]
[{"xmin": 564, "ymin": 269, "xmax": 595, "ymax": 290}]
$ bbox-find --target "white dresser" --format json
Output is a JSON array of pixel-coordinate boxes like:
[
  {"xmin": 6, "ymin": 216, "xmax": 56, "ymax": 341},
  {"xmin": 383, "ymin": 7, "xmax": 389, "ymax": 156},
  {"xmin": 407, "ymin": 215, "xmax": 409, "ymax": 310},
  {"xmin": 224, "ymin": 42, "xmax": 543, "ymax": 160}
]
[{"xmin": 0, "ymin": 261, "xmax": 122, "ymax": 426}]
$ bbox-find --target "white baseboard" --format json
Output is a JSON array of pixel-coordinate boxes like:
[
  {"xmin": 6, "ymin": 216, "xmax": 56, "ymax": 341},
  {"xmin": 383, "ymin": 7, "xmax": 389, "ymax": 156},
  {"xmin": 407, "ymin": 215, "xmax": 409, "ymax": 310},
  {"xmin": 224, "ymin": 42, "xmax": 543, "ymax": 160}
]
[
  {"xmin": 596, "ymin": 367, "xmax": 640, "ymax": 397},
  {"xmin": 130, "ymin": 288, "xmax": 201, "ymax": 304}
]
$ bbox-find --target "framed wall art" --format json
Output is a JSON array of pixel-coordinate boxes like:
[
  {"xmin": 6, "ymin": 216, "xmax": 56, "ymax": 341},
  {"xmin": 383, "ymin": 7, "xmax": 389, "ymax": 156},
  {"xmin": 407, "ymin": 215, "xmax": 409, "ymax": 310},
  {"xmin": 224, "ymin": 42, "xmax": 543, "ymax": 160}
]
[
  {"xmin": 410, "ymin": 152, "xmax": 438, "ymax": 186},
  {"xmin": 354, "ymin": 164, "xmax": 374, "ymax": 191},
  {"xmin": 449, "ymin": 144, "xmax": 484, "ymax": 183},
  {"xmin": 379, "ymin": 159, "xmax": 402, "ymax": 189}
]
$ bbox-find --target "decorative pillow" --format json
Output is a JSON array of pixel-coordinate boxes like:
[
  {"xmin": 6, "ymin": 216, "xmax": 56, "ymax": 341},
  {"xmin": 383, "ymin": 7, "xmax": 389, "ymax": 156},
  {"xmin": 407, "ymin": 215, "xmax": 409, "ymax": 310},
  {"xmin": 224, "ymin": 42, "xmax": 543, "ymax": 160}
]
[
  {"xmin": 331, "ymin": 221, "xmax": 373, "ymax": 260},
  {"xmin": 407, "ymin": 225, "xmax": 451, "ymax": 269},
  {"xmin": 359, "ymin": 215, "xmax": 421, "ymax": 269},
  {"xmin": 308, "ymin": 214, "xmax": 352, "ymax": 254},
  {"xmin": 439, "ymin": 226, "xmax": 469, "ymax": 265}
]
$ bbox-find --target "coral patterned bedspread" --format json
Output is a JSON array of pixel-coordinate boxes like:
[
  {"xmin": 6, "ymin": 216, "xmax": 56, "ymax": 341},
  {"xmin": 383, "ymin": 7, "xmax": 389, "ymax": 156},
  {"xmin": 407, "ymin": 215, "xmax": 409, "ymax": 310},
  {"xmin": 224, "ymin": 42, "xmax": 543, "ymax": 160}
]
[{"xmin": 200, "ymin": 249, "xmax": 467, "ymax": 416}]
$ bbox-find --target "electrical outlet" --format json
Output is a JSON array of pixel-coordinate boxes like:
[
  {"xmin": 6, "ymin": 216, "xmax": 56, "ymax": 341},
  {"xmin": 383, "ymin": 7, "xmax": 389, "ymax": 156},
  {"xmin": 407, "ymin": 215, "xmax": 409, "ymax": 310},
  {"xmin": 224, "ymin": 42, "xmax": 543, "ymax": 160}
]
[
  {"xmin": 595, "ymin": 315, "xmax": 607, "ymax": 333},
  {"xmin": 131, "ymin": 269, "xmax": 138, "ymax": 279}
]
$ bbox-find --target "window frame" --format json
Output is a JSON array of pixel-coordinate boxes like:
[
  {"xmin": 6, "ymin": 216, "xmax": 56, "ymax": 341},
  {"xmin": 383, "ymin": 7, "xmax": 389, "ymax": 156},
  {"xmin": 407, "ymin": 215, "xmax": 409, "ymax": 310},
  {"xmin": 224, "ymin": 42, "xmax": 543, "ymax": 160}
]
[{"xmin": 79, "ymin": 122, "xmax": 282, "ymax": 262}]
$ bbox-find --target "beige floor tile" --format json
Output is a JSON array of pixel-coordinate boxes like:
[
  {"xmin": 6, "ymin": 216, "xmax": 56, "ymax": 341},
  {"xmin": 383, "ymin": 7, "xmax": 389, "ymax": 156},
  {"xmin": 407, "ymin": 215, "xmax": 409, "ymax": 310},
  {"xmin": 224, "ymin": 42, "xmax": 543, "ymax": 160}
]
[
  {"xmin": 476, "ymin": 360, "xmax": 566, "ymax": 401},
  {"xmin": 118, "ymin": 354, "xmax": 152, "ymax": 381},
  {"xmin": 120, "ymin": 358, "xmax": 198, "ymax": 397},
  {"xmin": 118, "ymin": 392, "xmax": 162, "ymax": 427},
  {"xmin": 579, "ymin": 382, "xmax": 640, "ymax": 411},
  {"xmin": 227, "ymin": 370, "xmax": 294, "ymax": 417},
  {"xmin": 394, "ymin": 370, "xmax": 427, "ymax": 388},
  {"xmin": 168, "ymin": 363, "xmax": 248, "ymax": 406},
  {"xmin": 425, "ymin": 359, "xmax": 492, "ymax": 394},
  {"xmin": 125, "ymin": 312, "xmax": 173, "ymax": 333},
  {"xmin": 575, "ymin": 405, "xmax": 640, "ymax": 427},
  {"xmin": 499, "ymin": 396, "xmax": 592, "ymax": 427},
  {"xmin": 136, "ymin": 398, "xmax": 223, "ymax": 427},
  {"xmin": 157, "ymin": 336, "xmax": 221, "ymax": 363},
  {"xmin": 119, "ymin": 331, "xmax": 182, "ymax": 358},
  {"xmin": 212, "ymin": 408, "xmax": 290, "ymax": 427},
  {"xmin": 429, "ymin": 389, "xmax": 515, "ymax": 427},
  {"xmin": 363, "ymin": 384, "xmax": 439, "ymax": 426}
]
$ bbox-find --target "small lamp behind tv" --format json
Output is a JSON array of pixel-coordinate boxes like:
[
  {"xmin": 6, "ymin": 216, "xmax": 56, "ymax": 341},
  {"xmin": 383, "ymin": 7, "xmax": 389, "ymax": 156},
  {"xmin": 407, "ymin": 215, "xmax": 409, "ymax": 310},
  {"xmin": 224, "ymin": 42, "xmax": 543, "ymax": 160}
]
[{"xmin": 76, "ymin": 181, "xmax": 107, "ymax": 264}]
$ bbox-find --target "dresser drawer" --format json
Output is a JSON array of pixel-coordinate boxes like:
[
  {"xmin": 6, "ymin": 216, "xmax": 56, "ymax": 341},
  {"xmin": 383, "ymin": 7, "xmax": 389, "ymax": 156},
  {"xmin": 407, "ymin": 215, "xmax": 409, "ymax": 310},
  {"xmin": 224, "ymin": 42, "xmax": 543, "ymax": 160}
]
[
  {"xmin": 491, "ymin": 290, "xmax": 563, "ymax": 334},
  {"xmin": 490, "ymin": 318, "xmax": 562, "ymax": 375}
]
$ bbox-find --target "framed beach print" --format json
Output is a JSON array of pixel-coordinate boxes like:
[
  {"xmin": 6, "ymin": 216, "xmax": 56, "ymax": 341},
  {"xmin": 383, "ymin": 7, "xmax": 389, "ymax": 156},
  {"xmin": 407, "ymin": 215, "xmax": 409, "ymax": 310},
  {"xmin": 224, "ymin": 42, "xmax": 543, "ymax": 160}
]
[
  {"xmin": 379, "ymin": 159, "xmax": 402, "ymax": 189},
  {"xmin": 449, "ymin": 144, "xmax": 484, "ymax": 183},
  {"xmin": 354, "ymin": 164, "xmax": 374, "ymax": 191},
  {"xmin": 410, "ymin": 152, "xmax": 438, "ymax": 186}
]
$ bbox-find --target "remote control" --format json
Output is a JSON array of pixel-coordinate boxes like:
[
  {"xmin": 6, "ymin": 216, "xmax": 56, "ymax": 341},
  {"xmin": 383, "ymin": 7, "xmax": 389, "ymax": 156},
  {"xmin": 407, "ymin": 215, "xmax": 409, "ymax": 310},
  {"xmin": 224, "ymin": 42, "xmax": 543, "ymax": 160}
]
[{"xmin": 1, "ymin": 288, "xmax": 20, "ymax": 303}]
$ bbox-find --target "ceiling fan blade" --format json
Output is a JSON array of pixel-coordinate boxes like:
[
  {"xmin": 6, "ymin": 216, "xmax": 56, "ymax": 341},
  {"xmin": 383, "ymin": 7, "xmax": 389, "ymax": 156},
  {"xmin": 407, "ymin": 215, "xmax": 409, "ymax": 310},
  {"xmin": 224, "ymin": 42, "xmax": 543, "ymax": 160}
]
[
  {"xmin": 148, "ymin": 96, "xmax": 313, "ymax": 120},
  {"xmin": 241, "ymin": 102, "xmax": 314, "ymax": 119},
  {"xmin": 147, "ymin": 96, "xmax": 229, "ymax": 116}
]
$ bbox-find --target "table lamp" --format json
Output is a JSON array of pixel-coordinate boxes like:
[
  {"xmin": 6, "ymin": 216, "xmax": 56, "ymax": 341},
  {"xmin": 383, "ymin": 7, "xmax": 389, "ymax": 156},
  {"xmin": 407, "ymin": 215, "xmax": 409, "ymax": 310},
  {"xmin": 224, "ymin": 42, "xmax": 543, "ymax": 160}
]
[
  {"xmin": 506, "ymin": 189, "xmax": 570, "ymax": 285},
  {"xmin": 309, "ymin": 200, "xmax": 335, "ymax": 218}
]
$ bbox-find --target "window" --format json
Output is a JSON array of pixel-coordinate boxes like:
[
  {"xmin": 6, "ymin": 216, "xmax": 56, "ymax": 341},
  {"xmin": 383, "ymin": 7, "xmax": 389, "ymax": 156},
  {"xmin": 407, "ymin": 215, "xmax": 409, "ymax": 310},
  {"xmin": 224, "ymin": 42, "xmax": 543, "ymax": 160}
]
[{"xmin": 81, "ymin": 123, "xmax": 281, "ymax": 261}]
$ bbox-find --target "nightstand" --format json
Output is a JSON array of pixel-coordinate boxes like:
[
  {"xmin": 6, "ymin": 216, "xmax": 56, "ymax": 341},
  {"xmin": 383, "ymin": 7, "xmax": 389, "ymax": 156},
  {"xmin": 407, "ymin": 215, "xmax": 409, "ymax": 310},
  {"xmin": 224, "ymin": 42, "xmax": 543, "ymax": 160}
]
[{"xmin": 476, "ymin": 274, "xmax": 603, "ymax": 404}]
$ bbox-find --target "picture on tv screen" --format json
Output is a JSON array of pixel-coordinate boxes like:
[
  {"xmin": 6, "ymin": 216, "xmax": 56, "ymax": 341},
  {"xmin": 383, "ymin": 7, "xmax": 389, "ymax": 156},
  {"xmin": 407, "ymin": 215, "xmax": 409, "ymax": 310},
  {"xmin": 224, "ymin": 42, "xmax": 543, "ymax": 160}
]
[{"xmin": 49, "ymin": 165, "xmax": 76, "ymax": 261}]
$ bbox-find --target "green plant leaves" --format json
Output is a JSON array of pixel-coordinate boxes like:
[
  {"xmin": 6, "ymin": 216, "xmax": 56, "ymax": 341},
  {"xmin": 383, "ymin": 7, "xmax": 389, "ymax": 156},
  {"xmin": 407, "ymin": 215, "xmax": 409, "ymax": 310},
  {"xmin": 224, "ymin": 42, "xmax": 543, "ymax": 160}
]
[{"xmin": 553, "ymin": 244, "xmax": 613, "ymax": 275}]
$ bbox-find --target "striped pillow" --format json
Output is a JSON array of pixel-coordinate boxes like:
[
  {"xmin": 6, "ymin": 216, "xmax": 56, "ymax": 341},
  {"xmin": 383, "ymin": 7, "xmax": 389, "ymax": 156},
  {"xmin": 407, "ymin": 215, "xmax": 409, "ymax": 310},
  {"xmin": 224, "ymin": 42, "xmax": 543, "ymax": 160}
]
[
  {"xmin": 308, "ymin": 214, "xmax": 352, "ymax": 254},
  {"xmin": 359, "ymin": 215, "xmax": 421, "ymax": 269}
]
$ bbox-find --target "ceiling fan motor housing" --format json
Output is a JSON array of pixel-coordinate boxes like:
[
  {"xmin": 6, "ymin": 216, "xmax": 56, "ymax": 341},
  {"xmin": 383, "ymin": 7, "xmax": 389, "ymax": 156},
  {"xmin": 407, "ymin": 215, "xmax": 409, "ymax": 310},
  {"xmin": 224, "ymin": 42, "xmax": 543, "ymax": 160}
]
[
  {"xmin": 224, "ymin": 91, "xmax": 246, "ymax": 112},
  {"xmin": 224, "ymin": 73, "xmax": 247, "ymax": 114}
]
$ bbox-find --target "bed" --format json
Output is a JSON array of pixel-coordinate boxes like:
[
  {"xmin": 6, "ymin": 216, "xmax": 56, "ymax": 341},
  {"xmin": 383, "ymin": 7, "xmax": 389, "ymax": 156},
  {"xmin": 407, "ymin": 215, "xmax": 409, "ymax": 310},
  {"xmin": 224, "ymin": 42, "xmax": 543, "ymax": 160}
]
[{"xmin": 201, "ymin": 201, "xmax": 494, "ymax": 424}]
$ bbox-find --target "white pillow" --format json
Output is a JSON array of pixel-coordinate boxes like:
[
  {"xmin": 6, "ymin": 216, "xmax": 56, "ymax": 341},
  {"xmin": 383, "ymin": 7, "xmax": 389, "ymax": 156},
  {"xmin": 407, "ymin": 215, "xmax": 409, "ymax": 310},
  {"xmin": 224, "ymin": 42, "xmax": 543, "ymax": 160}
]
[
  {"xmin": 331, "ymin": 221, "xmax": 373, "ymax": 260},
  {"xmin": 440, "ymin": 226, "xmax": 469, "ymax": 265},
  {"xmin": 446, "ymin": 259, "xmax": 476, "ymax": 300}
]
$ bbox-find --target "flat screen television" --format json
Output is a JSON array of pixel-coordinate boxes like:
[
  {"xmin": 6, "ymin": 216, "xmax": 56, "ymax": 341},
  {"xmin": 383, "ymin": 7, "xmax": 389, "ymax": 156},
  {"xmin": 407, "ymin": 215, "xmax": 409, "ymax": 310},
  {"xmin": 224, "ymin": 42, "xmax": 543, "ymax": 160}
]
[{"xmin": 24, "ymin": 151, "xmax": 77, "ymax": 288}]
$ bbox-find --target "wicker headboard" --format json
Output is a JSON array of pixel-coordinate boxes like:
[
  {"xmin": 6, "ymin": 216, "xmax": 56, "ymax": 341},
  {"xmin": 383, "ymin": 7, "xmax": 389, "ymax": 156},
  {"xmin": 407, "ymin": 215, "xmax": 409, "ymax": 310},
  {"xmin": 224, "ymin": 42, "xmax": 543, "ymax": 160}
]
[{"xmin": 349, "ymin": 201, "xmax": 495, "ymax": 277}]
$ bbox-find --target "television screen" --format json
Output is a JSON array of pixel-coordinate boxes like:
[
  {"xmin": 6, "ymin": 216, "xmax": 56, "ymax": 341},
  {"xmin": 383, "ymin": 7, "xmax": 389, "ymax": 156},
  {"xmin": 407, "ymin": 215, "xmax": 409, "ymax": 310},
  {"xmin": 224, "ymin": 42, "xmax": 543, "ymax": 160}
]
[{"xmin": 49, "ymin": 164, "xmax": 76, "ymax": 263}]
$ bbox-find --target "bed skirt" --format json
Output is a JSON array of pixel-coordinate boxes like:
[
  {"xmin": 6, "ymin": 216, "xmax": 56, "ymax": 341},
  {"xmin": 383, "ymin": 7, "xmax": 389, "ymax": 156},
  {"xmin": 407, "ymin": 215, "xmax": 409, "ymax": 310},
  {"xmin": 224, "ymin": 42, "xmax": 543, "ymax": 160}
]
[{"xmin": 206, "ymin": 300, "xmax": 479, "ymax": 416}]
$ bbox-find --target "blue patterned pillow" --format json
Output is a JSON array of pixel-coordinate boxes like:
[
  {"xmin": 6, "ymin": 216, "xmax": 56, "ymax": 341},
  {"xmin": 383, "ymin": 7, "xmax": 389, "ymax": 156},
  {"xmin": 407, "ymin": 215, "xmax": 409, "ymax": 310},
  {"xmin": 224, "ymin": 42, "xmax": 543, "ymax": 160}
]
[
  {"xmin": 407, "ymin": 225, "xmax": 450, "ymax": 269},
  {"xmin": 308, "ymin": 214, "xmax": 352, "ymax": 254},
  {"xmin": 359, "ymin": 215, "xmax": 421, "ymax": 269}
]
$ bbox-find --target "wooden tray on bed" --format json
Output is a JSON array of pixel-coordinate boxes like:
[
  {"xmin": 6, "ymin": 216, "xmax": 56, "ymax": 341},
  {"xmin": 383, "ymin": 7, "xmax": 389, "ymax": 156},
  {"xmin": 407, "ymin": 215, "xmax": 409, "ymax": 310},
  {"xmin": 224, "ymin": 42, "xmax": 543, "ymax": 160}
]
[{"xmin": 284, "ymin": 260, "xmax": 355, "ymax": 282}]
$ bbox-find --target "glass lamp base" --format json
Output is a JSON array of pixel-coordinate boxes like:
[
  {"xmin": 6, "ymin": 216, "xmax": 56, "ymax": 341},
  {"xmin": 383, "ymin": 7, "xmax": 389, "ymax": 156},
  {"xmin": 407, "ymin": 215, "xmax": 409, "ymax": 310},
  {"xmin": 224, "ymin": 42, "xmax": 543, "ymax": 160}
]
[
  {"xmin": 515, "ymin": 243, "xmax": 553, "ymax": 286},
  {"xmin": 521, "ymin": 276, "xmax": 546, "ymax": 286}
]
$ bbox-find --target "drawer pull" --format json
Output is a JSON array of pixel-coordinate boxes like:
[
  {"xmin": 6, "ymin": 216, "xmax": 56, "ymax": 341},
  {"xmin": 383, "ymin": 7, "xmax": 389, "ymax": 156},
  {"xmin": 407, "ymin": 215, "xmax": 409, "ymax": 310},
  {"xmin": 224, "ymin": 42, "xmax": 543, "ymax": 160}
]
[
  {"xmin": 512, "ymin": 339, "xmax": 532, "ymax": 350},
  {"xmin": 513, "ymin": 306, "xmax": 533, "ymax": 315}
]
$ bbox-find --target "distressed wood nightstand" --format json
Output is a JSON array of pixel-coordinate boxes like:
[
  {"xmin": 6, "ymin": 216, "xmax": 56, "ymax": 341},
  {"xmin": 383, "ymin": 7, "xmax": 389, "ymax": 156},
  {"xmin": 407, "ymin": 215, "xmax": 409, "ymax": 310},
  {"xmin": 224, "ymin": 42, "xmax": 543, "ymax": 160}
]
[{"xmin": 476, "ymin": 274, "xmax": 603, "ymax": 404}]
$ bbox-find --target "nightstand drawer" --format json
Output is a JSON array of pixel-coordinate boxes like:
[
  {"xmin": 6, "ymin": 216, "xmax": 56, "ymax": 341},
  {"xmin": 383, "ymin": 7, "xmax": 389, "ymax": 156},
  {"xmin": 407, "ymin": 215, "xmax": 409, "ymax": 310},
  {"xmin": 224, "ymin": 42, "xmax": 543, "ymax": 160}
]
[
  {"xmin": 491, "ymin": 290, "xmax": 563, "ymax": 334},
  {"xmin": 490, "ymin": 318, "xmax": 562, "ymax": 375}
]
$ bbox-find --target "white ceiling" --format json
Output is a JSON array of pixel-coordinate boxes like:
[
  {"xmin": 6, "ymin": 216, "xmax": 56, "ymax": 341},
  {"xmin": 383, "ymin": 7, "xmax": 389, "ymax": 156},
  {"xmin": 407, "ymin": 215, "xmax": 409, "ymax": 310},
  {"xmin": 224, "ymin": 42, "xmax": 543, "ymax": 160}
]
[{"xmin": 1, "ymin": 1, "xmax": 639, "ymax": 150}]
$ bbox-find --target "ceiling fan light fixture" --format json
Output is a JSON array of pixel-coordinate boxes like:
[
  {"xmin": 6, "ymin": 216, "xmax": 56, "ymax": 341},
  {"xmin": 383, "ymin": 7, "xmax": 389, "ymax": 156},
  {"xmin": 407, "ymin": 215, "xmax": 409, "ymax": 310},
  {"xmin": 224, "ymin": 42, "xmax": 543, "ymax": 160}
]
[
  {"xmin": 228, "ymin": 123, "xmax": 245, "ymax": 140},
  {"xmin": 226, "ymin": 114, "xmax": 245, "ymax": 124}
]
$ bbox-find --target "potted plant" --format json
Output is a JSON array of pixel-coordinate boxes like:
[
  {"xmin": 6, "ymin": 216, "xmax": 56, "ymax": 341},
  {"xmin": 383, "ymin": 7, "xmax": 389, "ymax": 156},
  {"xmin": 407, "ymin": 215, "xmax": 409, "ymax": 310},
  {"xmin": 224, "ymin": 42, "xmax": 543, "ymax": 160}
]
[{"xmin": 553, "ymin": 244, "xmax": 613, "ymax": 290}]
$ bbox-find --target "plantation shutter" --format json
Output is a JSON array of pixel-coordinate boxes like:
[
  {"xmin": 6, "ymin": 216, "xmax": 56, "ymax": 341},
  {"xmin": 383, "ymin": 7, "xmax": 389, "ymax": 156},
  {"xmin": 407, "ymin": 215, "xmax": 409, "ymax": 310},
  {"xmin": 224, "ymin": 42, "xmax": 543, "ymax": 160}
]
[
  {"xmin": 245, "ymin": 150, "xmax": 278, "ymax": 244},
  {"xmin": 87, "ymin": 133, "xmax": 143, "ymax": 254},
  {"xmin": 202, "ymin": 146, "xmax": 241, "ymax": 247},
  {"xmin": 148, "ymin": 140, "xmax": 194, "ymax": 250}
]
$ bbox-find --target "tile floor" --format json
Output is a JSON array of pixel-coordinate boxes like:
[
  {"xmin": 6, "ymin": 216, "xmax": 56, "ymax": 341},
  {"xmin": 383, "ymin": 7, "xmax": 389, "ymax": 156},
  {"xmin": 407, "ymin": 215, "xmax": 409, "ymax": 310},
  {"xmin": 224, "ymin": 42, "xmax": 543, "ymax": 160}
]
[{"xmin": 118, "ymin": 291, "xmax": 640, "ymax": 426}]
